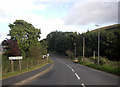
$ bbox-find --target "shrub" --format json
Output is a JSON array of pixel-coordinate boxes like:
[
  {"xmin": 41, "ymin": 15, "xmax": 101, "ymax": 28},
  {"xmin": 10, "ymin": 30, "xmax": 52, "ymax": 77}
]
[
  {"xmin": 89, "ymin": 56, "xmax": 109, "ymax": 65},
  {"xmin": 99, "ymin": 58, "xmax": 107, "ymax": 65},
  {"xmin": 65, "ymin": 50, "xmax": 74, "ymax": 59}
]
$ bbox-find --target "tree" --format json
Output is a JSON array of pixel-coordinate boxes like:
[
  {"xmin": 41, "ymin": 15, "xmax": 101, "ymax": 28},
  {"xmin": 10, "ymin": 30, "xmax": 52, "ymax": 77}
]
[
  {"xmin": 8, "ymin": 20, "xmax": 41, "ymax": 58},
  {"xmin": 2, "ymin": 39, "xmax": 21, "ymax": 57}
]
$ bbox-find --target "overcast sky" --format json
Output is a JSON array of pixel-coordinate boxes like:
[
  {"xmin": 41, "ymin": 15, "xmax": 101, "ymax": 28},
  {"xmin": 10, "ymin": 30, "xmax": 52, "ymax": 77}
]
[{"xmin": 0, "ymin": 0, "xmax": 119, "ymax": 43}]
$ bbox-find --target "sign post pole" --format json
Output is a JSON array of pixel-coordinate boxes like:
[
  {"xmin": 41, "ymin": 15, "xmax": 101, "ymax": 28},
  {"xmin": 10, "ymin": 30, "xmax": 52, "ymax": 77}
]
[
  {"xmin": 9, "ymin": 56, "xmax": 23, "ymax": 72},
  {"xmin": 11, "ymin": 60, "xmax": 14, "ymax": 73},
  {"xmin": 19, "ymin": 59, "xmax": 21, "ymax": 71}
]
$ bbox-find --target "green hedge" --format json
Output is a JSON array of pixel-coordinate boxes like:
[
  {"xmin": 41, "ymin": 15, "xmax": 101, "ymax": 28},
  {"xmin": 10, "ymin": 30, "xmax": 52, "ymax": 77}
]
[{"xmin": 79, "ymin": 62, "xmax": 120, "ymax": 76}]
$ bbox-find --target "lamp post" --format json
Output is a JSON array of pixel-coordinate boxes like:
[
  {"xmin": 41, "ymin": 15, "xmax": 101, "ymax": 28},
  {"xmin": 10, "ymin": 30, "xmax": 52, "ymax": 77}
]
[
  {"xmin": 74, "ymin": 43, "xmax": 76, "ymax": 58},
  {"xmin": 95, "ymin": 24, "xmax": 100, "ymax": 64}
]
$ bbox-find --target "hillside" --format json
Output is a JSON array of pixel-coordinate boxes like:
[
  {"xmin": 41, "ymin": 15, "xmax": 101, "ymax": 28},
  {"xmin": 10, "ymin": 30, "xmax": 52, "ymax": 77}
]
[{"xmin": 91, "ymin": 24, "xmax": 120, "ymax": 32}]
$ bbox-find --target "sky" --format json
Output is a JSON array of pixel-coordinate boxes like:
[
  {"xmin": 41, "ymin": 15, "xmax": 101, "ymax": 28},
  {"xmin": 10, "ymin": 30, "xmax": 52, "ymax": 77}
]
[{"xmin": 0, "ymin": 0, "xmax": 119, "ymax": 43}]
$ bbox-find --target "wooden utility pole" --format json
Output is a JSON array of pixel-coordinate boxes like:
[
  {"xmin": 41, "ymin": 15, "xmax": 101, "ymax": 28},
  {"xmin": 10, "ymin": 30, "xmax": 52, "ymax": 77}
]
[
  {"xmin": 83, "ymin": 38, "xmax": 85, "ymax": 62},
  {"xmin": 98, "ymin": 32, "xmax": 100, "ymax": 64}
]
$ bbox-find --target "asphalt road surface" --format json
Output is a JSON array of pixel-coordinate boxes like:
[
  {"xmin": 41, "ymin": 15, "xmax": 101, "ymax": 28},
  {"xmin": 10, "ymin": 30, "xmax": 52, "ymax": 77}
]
[{"xmin": 24, "ymin": 53, "xmax": 119, "ymax": 87}]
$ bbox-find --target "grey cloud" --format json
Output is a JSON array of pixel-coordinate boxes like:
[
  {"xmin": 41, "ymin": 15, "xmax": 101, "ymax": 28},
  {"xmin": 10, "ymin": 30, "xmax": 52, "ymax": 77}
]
[{"xmin": 63, "ymin": 2, "xmax": 118, "ymax": 25}]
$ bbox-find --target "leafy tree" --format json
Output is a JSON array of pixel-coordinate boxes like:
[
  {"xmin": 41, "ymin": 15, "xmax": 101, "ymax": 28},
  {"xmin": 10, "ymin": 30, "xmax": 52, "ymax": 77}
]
[
  {"xmin": 2, "ymin": 39, "xmax": 21, "ymax": 57},
  {"xmin": 8, "ymin": 20, "xmax": 41, "ymax": 58}
]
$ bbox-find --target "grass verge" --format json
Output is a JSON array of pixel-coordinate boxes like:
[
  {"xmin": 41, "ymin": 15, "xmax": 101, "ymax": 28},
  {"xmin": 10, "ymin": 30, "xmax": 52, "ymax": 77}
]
[
  {"xmin": 78, "ymin": 62, "xmax": 120, "ymax": 76},
  {"xmin": 2, "ymin": 60, "xmax": 53, "ymax": 79}
]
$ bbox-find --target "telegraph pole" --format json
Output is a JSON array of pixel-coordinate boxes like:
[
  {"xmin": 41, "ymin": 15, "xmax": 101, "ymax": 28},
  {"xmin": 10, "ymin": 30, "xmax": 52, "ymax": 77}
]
[
  {"xmin": 74, "ymin": 43, "xmax": 76, "ymax": 58},
  {"xmin": 95, "ymin": 24, "xmax": 100, "ymax": 64},
  {"xmin": 98, "ymin": 32, "xmax": 100, "ymax": 64},
  {"xmin": 83, "ymin": 38, "xmax": 85, "ymax": 61}
]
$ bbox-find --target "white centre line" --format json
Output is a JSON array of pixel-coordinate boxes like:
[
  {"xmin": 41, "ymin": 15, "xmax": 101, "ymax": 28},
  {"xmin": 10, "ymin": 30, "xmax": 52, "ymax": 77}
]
[
  {"xmin": 67, "ymin": 64, "xmax": 69, "ymax": 67},
  {"xmin": 71, "ymin": 69, "xmax": 75, "ymax": 72},
  {"xmin": 81, "ymin": 84, "xmax": 85, "ymax": 87},
  {"xmin": 75, "ymin": 73, "xmax": 80, "ymax": 80}
]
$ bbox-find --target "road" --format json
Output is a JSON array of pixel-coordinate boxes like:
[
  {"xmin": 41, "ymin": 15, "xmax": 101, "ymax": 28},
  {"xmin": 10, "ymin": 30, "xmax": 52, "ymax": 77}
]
[{"xmin": 24, "ymin": 53, "xmax": 119, "ymax": 87}]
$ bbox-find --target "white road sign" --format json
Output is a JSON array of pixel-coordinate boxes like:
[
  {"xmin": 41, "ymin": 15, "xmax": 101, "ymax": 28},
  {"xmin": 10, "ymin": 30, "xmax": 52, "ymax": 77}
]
[{"xmin": 9, "ymin": 56, "xmax": 23, "ymax": 60}]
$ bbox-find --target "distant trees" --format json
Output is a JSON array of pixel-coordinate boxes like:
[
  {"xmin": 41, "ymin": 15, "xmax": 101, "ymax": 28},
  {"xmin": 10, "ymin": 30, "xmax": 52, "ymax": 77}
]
[
  {"xmin": 47, "ymin": 31, "xmax": 77, "ymax": 54},
  {"xmin": 46, "ymin": 24, "xmax": 120, "ymax": 61}
]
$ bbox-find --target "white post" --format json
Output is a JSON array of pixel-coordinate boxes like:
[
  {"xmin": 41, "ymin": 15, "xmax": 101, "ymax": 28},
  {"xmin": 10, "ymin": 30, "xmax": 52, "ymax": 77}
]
[{"xmin": 93, "ymin": 51, "xmax": 95, "ymax": 58}]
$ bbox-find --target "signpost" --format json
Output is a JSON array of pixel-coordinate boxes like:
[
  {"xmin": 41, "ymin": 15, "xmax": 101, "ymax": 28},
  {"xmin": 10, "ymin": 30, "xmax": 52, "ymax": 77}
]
[{"xmin": 9, "ymin": 56, "xmax": 23, "ymax": 72}]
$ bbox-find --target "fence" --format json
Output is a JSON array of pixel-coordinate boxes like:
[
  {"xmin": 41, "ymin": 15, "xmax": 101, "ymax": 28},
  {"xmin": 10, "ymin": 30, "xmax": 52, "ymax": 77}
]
[{"xmin": 2, "ymin": 55, "xmax": 48, "ymax": 75}]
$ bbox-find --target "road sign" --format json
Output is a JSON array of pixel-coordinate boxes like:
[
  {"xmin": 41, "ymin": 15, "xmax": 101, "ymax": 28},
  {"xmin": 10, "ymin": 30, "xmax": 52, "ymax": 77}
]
[{"xmin": 9, "ymin": 56, "xmax": 23, "ymax": 60}]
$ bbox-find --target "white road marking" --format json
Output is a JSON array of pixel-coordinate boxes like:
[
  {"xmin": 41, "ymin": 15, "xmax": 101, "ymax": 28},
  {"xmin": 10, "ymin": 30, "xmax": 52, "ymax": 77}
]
[
  {"xmin": 75, "ymin": 73, "xmax": 80, "ymax": 80},
  {"xmin": 81, "ymin": 84, "xmax": 85, "ymax": 87},
  {"xmin": 67, "ymin": 64, "xmax": 69, "ymax": 67},
  {"xmin": 71, "ymin": 69, "xmax": 75, "ymax": 72},
  {"xmin": 58, "ymin": 60, "xmax": 81, "ymax": 81}
]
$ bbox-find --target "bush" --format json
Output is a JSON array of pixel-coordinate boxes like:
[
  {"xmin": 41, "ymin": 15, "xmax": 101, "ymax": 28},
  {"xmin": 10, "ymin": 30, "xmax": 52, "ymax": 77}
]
[
  {"xmin": 89, "ymin": 56, "xmax": 109, "ymax": 65},
  {"xmin": 89, "ymin": 57, "xmax": 96, "ymax": 62},
  {"xmin": 99, "ymin": 58, "xmax": 107, "ymax": 65},
  {"xmin": 65, "ymin": 50, "xmax": 74, "ymax": 59}
]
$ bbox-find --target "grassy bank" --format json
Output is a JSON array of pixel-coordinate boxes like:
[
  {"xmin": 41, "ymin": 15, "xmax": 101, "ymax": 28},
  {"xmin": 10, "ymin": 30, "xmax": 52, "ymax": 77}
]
[
  {"xmin": 2, "ymin": 56, "xmax": 53, "ymax": 79},
  {"xmin": 2, "ymin": 62, "xmax": 48, "ymax": 79},
  {"xmin": 78, "ymin": 61, "xmax": 120, "ymax": 76}
]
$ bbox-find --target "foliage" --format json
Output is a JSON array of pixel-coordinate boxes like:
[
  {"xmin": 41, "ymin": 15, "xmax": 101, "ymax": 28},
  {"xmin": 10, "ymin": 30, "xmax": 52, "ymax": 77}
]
[
  {"xmin": 2, "ymin": 55, "xmax": 49, "ymax": 78},
  {"xmin": 78, "ymin": 61, "xmax": 120, "ymax": 76},
  {"xmin": 47, "ymin": 31, "xmax": 77, "ymax": 54},
  {"xmin": 28, "ymin": 43, "xmax": 47, "ymax": 59},
  {"xmin": 2, "ymin": 20, "xmax": 48, "ymax": 77},
  {"xmin": 2, "ymin": 39, "xmax": 21, "ymax": 57},
  {"xmin": 89, "ymin": 56, "xmax": 109, "ymax": 65},
  {"xmin": 2, "ymin": 54, "xmax": 48, "ymax": 77},
  {"xmin": 8, "ymin": 20, "xmax": 41, "ymax": 58},
  {"xmin": 65, "ymin": 50, "xmax": 74, "ymax": 58}
]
